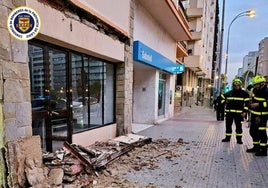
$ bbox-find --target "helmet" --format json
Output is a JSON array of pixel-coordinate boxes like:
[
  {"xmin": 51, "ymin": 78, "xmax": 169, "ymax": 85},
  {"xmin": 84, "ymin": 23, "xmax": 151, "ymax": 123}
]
[
  {"xmin": 252, "ymin": 75, "xmax": 266, "ymax": 85},
  {"xmin": 232, "ymin": 78, "xmax": 242, "ymax": 85}
]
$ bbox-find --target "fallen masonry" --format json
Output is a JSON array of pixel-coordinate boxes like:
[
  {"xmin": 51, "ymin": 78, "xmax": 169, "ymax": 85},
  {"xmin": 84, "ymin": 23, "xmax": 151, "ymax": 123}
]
[{"xmin": 5, "ymin": 134, "xmax": 186, "ymax": 187}]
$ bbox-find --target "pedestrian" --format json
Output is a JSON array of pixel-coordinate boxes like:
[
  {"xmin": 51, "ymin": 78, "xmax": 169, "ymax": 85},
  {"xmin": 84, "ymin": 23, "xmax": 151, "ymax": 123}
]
[
  {"xmin": 213, "ymin": 92, "xmax": 225, "ymax": 121},
  {"xmin": 246, "ymin": 75, "xmax": 268, "ymax": 156},
  {"xmin": 221, "ymin": 78, "xmax": 249, "ymax": 144}
]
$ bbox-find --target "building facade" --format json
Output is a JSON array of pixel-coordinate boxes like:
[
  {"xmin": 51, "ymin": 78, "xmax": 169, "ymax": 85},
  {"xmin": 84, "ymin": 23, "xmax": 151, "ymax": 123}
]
[
  {"xmin": 132, "ymin": 0, "xmax": 191, "ymax": 124},
  {"xmin": 183, "ymin": 0, "xmax": 218, "ymax": 107},
  {"xmin": 1, "ymin": 0, "xmax": 192, "ymax": 185},
  {"xmin": 257, "ymin": 37, "xmax": 268, "ymax": 80},
  {"xmin": 1, "ymin": 0, "xmax": 131, "ymax": 185},
  {"xmin": 241, "ymin": 51, "xmax": 258, "ymax": 87}
]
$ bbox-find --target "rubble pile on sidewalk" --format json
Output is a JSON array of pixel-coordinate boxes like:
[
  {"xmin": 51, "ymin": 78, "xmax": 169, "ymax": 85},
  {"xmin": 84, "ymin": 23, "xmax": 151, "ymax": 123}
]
[{"xmin": 6, "ymin": 134, "xmax": 187, "ymax": 187}]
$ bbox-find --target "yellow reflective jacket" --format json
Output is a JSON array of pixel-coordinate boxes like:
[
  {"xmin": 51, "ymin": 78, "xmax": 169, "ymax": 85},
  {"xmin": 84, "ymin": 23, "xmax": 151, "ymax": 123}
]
[
  {"xmin": 221, "ymin": 88, "xmax": 249, "ymax": 113},
  {"xmin": 249, "ymin": 86, "xmax": 268, "ymax": 116}
]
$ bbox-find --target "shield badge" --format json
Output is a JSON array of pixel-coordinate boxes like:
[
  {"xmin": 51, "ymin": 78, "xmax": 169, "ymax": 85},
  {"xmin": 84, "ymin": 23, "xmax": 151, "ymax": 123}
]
[{"xmin": 18, "ymin": 17, "xmax": 31, "ymax": 32}]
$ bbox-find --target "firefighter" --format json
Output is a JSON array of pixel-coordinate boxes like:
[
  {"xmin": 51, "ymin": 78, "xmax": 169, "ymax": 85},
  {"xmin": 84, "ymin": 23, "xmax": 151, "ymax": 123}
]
[
  {"xmin": 214, "ymin": 92, "xmax": 225, "ymax": 121},
  {"xmin": 246, "ymin": 75, "xmax": 268, "ymax": 156},
  {"xmin": 221, "ymin": 78, "xmax": 249, "ymax": 144}
]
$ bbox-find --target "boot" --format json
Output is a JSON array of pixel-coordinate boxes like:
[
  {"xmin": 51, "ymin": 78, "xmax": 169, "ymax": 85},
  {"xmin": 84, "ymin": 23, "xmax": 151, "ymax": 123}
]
[
  {"xmin": 246, "ymin": 145, "xmax": 260, "ymax": 153},
  {"xmin": 236, "ymin": 137, "xmax": 243, "ymax": 144},
  {"xmin": 222, "ymin": 137, "xmax": 230, "ymax": 142},
  {"xmin": 255, "ymin": 147, "xmax": 267, "ymax": 156}
]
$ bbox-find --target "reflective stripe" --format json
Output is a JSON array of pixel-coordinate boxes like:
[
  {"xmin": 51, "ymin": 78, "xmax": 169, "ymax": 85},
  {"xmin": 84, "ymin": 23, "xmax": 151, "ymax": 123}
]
[
  {"xmin": 225, "ymin": 109, "xmax": 243, "ymax": 113},
  {"xmin": 258, "ymin": 127, "xmax": 267, "ymax": 131},
  {"xmin": 253, "ymin": 141, "xmax": 260, "ymax": 145},
  {"xmin": 236, "ymin": 133, "xmax": 242, "ymax": 136},
  {"xmin": 260, "ymin": 143, "xmax": 267, "ymax": 147},
  {"xmin": 254, "ymin": 97, "xmax": 266, "ymax": 101},
  {"xmin": 226, "ymin": 133, "xmax": 232, "ymax": 136},
  {"xmin": 244, "ymin": 98, "xmax": 250, "ymax": 101},
  {"xmin": 244, "ymin": 107, "xmax": 249, "ymax": 110},
  {"xmin": 250, "ymin": 110, "xmax": 268, "ymax": 115},
  {"xmin": 226, "ymin": 97, "xmax": 244, "ymax": 101},
  {"xmin": 264, "ymin": 102, "xmax": 267, "ymax": 108}
]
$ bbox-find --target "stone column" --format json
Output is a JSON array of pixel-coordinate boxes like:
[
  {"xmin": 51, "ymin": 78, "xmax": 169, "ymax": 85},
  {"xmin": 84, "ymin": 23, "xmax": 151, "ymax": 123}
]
[
  {"xmin": 116, "ymin": 0, "xmax": 134, "ymax": 136},
  {"xmin": 1, "ymin": 0, "xmax": 32, "ymax": 186}
]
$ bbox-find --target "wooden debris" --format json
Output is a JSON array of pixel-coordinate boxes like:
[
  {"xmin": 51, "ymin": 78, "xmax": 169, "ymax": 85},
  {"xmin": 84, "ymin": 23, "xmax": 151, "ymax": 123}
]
[{"xmin": 63, "ymin": 141, "xmax": 97, "ymax": 176}]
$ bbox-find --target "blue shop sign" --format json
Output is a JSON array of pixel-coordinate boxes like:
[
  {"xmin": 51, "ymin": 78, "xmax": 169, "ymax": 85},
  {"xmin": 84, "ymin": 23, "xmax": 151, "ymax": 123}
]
[{"xmin": 133, "ymin": 40, "xmax": 184, "ymax": 74}]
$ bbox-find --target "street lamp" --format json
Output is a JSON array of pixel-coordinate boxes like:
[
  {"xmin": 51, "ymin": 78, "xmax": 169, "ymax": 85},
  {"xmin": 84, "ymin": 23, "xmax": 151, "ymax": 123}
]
[
  {"xmin": 215, "ymin": 0, "xmax": 225, "ymax": 96},
  {"xmin": 223, "ymin": 9, "xmax": 255, "ymax": 86}
]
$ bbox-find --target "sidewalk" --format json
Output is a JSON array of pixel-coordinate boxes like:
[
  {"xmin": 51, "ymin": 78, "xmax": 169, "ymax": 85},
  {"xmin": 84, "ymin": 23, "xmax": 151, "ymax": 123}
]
[{"xmin": 127, "ymin": 105, "xmax": 268, "ymax": 188}]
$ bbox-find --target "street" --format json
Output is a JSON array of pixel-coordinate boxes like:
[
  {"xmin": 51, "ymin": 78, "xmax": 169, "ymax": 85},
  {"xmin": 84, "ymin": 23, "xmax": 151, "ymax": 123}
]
[{"xmin": 122, "ymin": 105, "xmax": 268, "ymax": 188}]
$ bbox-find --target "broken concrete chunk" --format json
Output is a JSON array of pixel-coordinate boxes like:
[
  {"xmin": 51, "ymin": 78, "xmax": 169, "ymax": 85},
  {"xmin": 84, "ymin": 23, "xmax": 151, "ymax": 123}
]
[
  {"xmin": 47, "ymin": 168, "xmax": 64, "ymax": 186},
  {"xmin": 64, "ymin": 164, "xmax": 84, "ymax": 176},
  {"xmin": 25, "ymin": 158, "xmax": 47, "ymax": 187},
  {"xmin": 6, "ymin": 136, "xmax": 42, "ymax": 187}
]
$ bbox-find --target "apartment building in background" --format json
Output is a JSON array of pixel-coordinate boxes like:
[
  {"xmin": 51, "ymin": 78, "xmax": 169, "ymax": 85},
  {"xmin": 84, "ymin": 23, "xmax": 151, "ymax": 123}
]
[
  {"xmin": 236, "ymin": 37, "xmax": 268, "ymax": 87},
  {"xmin": 241, "ymin": 51, "xmax": 258, "ymax": 87},
  {"xmin": 257, "ymin": 37, "xmax": 268, "ymax": 80},
  {"xmin": 183, "ymin": 0, "xmax": 218, "ymax": 107}
]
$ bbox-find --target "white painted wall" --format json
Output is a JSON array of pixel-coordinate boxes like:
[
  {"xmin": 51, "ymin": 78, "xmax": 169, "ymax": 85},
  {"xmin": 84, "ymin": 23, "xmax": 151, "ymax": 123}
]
[
  {"xmin": 73, "ymin": 124, "xmax": 117, "ymax": 146},
  {"xmin": 132, "ymin": 1, "xmax": 178, "ymax": 124},
  {"xmin": 133, "ymin": 69, "xmax": 156, "ymax": 123},
  {"xmin": 77, "ymin": 0, "xmax": 130, "ymax": 35},
  {"xmin": 26, "ymin": 0, "xmax": 125, "ymax": 62},
  {"xmin": 133, "ymin": 2, "xmax": 176, "ymax": 61}
]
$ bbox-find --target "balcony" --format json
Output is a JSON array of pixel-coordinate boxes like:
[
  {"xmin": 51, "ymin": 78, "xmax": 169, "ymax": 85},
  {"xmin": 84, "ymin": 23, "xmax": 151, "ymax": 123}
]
[
  {"xmin": 190, "ymin": 31, "xmax": 202, "ymax": 40},
  {"xmin": 186, "ymin": 8, "xmax": 203, "ymax": 18},
  {"xmin": 184, "ymin": 55, "xmax": 205, "ymax": 73},
  {"xmin": 138, "ymin": 0, "xmax": 192, "ymax": 41},
  {"xmin": 176, "ymin": 41, "xmax": 188, "ymax": 58}
]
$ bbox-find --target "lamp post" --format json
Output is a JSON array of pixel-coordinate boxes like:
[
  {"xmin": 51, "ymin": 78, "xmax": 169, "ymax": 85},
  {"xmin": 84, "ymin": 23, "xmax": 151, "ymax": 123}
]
[
  {"xmin": 223, "ymin": 10, "xmax": 255, "ymax": 86},
  {"xmin": 216, "ymin": 0, "xmax": 225, "ymax": 96}
]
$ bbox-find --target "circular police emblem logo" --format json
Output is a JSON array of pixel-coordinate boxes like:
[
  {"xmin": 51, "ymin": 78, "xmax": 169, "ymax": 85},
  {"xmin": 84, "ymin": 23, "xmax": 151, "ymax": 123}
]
[{"xmin": 7, "ymin": 6, "xmax": 41, "ymax": 40}]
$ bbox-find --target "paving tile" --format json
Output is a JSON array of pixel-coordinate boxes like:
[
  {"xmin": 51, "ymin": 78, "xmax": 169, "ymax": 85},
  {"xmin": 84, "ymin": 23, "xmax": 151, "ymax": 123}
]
[{"xmin": 126, "ymin": 105, "xmax": 268, "ymax": 188}]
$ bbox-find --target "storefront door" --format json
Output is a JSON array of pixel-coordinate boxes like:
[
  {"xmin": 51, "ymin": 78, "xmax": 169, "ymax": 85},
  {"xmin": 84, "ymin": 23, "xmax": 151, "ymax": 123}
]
[{"xmin": 29, "ymin": 43, "xmax": 72, "ymax": 152}]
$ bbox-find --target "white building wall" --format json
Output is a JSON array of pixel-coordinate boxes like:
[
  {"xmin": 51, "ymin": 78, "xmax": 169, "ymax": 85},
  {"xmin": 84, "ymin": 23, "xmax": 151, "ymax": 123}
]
[
  {"xmin": 132, "ymin": 1, "xmax": 177, "ymax": 124},
  {"xmin": 202, "ymin": 0, "xmax": 216, "ymax": 79},
  {"xmin": 133, "ymin": 3, "xmax": 176, "ymax": 60},
  {"xmin": 133, "ymin": 70, "xmax": 156, "ymax": 123},
  {"xmin": 27, "ymin": 0, "xmax": 126, "ymax": 62},
  {"xmin": 77, "ymin": 0, "xmax": 130, "ymax": 34}
]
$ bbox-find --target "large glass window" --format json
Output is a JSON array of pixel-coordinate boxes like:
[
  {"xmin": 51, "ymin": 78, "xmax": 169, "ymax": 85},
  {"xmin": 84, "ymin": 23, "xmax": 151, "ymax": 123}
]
[
  {"xmin": 29, "ymin": 40, "xmax": 116, "ymax": 151},
  {"xmin": 71, "ymin": 55, "xmax": 116, "ymax": 132}
]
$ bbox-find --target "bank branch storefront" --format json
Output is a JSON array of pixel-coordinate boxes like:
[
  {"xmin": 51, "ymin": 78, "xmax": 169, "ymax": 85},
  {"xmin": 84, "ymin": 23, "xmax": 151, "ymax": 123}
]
[{"xmin": 133, "ymin": 41, "xmax": 184, "ymax": 124}]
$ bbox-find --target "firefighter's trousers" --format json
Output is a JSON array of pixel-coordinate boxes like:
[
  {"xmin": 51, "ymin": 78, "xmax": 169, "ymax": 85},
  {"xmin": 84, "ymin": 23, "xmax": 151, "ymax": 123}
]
[
  {"xmin": 225, "ymin": 113, "xmax": 243, "ymax": 139},
  {"xmin": 249, "ymin": 114, "xmax": 268, "ymax": 150}
]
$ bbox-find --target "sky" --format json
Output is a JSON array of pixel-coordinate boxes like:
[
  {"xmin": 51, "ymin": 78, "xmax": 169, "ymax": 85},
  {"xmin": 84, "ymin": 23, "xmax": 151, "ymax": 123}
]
[{"xmin": 219, "ymin": 0, "xmax": 268, "ymax": 85}]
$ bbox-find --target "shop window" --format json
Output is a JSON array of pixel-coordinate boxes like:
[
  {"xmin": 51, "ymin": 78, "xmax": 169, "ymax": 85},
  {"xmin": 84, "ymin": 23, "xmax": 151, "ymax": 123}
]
[{"xmin": 29, "ymin": 40, "xmax": 116, "ymax": 151}]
